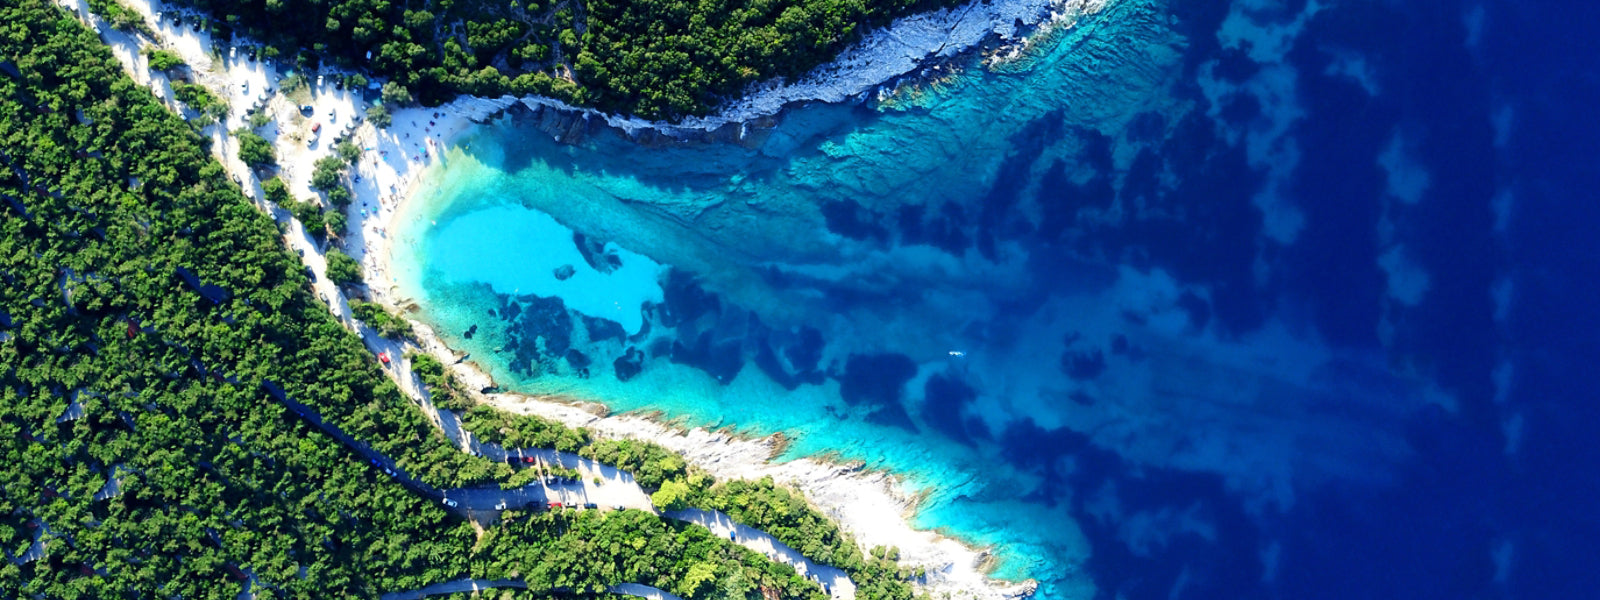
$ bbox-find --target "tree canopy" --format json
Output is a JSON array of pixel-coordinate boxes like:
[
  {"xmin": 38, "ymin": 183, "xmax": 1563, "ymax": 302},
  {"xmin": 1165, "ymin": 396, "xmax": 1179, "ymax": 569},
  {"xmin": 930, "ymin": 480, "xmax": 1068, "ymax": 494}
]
[
  {"xmin": 166, "ymin": 0, "xmax": 963, "ymax": 119},
  {"xmin": 236, "ymin": 130, "xmax": 275, "ymax": 166}
]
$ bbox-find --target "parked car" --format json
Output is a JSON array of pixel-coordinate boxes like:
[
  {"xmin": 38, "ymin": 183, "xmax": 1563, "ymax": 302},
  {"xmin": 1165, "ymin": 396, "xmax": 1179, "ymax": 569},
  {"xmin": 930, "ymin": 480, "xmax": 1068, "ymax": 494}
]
[
  {"xmin": 583, "ymin": 503, "xmax": 598, "ymax": 509},
  {"xmin": 564, "ymin": 502, "xmax": 577, "ymax": 509},
  {"xmin": 503, "ymin": 456, "xmax": 519, "ymax": 465},
  {"xmin": 494, "ymin": 501, "xmax": 507, "ymax": 510},
  {"xmin": 611, "ymin": 505, "xmax": 625, "ymax": 511},
  {"xmin": 441, "ymin": 498, "xmax": 458, "ymax": 508},
  {"xmin": 382, "ymin": 466, "xmax": 395, "ymax": 477},
  {"xmin": 548, "ymin": 502, "xmax": 562, "ymax": 509},
  {"xmin": 525, "ymin": 501, "xmax": 544, "ymax": 511}
]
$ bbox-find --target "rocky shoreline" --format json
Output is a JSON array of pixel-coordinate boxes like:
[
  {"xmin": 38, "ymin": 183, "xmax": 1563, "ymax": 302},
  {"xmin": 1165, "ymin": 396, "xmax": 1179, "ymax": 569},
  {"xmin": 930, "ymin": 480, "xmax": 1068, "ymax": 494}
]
[
  {"xmin": 455, "ymin": 0, "xmax": 1107, "ymax": 145},
  {"xmin": 400, "ymin": 320, "xmax": 1041, "ymax": 600}
]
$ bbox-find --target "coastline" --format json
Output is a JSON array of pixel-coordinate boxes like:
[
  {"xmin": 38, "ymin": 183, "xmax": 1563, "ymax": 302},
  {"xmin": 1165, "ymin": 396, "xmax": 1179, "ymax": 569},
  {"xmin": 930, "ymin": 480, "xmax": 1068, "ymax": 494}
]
[
  {"xmin": 347, "ymin": 1, "xmax": 1110, "ymax": 597},
  {"xmin": 56, "ymin": 0, "xmax": 1116, "ymax": 597},
  {"xmin": 503, "ymin": 0, "xmax": 1108, "ymax": 136},
  {"xmin": 403, "ymin": 320, "xmax": 1039, "ymax": 600}
]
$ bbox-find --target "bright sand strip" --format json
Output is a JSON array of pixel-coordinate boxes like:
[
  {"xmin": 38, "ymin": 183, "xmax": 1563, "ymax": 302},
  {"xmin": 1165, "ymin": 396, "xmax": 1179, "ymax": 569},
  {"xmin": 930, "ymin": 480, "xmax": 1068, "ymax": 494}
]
[{"xmin": 49, "ymin": 0, "xmax": 1111, "ymax": 597}]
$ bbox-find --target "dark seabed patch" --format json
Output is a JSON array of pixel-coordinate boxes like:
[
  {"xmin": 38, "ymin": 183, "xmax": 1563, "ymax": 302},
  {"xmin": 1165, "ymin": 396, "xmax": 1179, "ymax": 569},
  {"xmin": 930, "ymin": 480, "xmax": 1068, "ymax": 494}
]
[{"xmin": 397, "ymin": 0, "xmax": 1595, "ymax": 595}]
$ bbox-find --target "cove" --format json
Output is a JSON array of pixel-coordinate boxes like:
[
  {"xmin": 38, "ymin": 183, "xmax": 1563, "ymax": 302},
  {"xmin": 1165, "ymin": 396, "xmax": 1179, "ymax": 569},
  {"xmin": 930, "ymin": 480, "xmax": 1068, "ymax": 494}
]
[{"xmin": 388, "ymin": 0, "xmax": 1494, "ymax": 597}]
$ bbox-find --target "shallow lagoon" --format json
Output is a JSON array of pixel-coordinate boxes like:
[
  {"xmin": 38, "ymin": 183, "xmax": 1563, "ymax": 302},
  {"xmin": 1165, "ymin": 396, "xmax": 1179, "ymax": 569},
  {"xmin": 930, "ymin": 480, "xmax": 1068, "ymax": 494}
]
[{"xmin": 391, "ymin": 0, "xmax": 1542, "ymax": 597}]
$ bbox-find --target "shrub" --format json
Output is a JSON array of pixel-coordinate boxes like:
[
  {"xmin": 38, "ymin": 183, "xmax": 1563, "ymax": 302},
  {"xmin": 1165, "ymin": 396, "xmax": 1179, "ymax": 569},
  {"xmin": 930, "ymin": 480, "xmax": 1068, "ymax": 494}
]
[
  {"xmin": 288, "ymin": 200, "xmax": 325, "ymax": 238},
  {"xmin": 171, "ymin": 82, "xmax": 226, "ymax": 119},
  {"xmin": 408, "ymin": 352, "xmax": 471, "ymax": 411},
  {"xmin": 325, "ymin": 209, "xmax": 348, "ymax": 235},
  {"xmin": 365, "ymin": 104, "xmax": 393, "ymax": 128},
  {"xmin": 142, "ymin": 46, "xmax": 185, "ymax": 71},
  {"xmin": 237, "ymin": 131, "xmax": 275, "ymax": 166},
  {"xmin": 262, "ymin": 176, "xmax": 292, "ymax": 207},
  {"xmin": 349, "ymin": 300, "xmax": 413, "ymax": 340},
  {"xmin": 651, "ymin": 479, "xmax": 692, "ymax": 512},
  {"xmin": 325, "ymin": 184, "xmax": 352, "ymax": 208},
  {"xmin": 325, "ymin": 249, "xmax": 362, "ymax": 286},
  {"xmin": 311, "ymin": 155, "xmax": 345, "ymax": 191},
  {"xmin": 380, "ymin": 80, "xmax": 412, "ymax": 105},
  {"xmin": 87, "ymin": 0, "xmax": 153, "ymax": 36},
  {"xmin": 336, "ymin": 140, "xmax": 361, "ymax": 163}
]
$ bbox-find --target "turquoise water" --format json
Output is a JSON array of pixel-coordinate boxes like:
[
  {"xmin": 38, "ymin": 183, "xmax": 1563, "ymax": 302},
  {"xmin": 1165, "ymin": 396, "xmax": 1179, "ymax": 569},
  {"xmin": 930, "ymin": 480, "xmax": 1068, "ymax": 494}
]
[{"xmin": 387, "ymin": 0, "xmax": 1490, "ymax": 597}]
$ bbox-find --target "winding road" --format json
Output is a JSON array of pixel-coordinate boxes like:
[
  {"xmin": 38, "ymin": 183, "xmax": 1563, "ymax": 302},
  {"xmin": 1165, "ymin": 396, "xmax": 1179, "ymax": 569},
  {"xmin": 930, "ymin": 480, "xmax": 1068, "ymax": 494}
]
[
  {"xmin": 667, "ymin": 509, "xmax": 855, "ymax": 599},
  {"xmin": 378, "ymin": 579, "xmax": 686, "ymax": 600}
]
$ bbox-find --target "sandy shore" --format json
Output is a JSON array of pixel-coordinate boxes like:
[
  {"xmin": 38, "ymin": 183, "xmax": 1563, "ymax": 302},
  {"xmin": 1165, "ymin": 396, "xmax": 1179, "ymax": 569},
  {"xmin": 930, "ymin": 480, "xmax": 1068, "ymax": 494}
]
[{"xmin": 54, "ymin": 0, "xmax": 1112, "ymax": 597}]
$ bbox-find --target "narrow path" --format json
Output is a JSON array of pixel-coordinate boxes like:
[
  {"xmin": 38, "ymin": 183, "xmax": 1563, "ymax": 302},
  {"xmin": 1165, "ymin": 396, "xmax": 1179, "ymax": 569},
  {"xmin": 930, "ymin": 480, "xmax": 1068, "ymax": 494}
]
[
  {"xmin": 436, "ymin": 407, "xmax": 655, "ymax": 512},
  {"xmin": 667, "ymin": 508, "xmax": 855, "ymax": 600},
  {"xmin": 378, "ymin": 578, "xmax": 525, "ymax": 600},
  {"xmin": 378, "ymin": 579, "xmax": 684, "ymax": 600},
  {"xmin": 610, "ymin": 582, "xmax": 687, "ymax": 600}
]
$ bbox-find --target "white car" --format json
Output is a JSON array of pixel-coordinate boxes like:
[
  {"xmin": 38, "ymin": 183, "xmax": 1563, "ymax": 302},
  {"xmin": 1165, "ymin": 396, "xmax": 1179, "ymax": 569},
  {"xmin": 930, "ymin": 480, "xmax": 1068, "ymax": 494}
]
[
  {"xmin": 441, "ymin": 498, "xmax": 458, "ymax": 508},
  {"xmin": 493, "ymin": 501, "xmax": 507, "ymax": 510}
]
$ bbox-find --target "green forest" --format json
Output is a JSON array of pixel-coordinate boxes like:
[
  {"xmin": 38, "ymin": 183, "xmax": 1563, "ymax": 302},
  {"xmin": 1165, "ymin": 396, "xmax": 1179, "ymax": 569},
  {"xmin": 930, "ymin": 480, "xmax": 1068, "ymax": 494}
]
[
  {"xmin": 0, "ymin": 2, "xmax": 883, "ymax": 598},
  {"xmin": 454, "ymin": 410, "xmax": 916, "ymax": 600},
  {"xmin": 161, "ymin": 0, "xmax": 962, "ymax": 118}
]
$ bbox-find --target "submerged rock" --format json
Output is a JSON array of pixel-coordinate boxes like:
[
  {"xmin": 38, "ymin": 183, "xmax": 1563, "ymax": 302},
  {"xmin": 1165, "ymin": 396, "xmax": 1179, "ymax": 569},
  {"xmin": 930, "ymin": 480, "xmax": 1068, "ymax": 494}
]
[
  {"xmin": 582, "ymin": 314, "xmax": 626, "ymax": 344},
  {"xmin": 838, "ymin": 353, "xmax": 918, "ymax": 407},
  {"xmin": 659, "ymin": 269, "xmax": 719, "ymax": 327},
  {"xmin": 571, "ymin": 232, "xmax": 622, "ymax": 273},
  {"xmin": 613, "ymin": 346, "xmax": 644, "ymax": 382},
  {"xmin": 922, "ymin": 374, "xmax": 983, "ymax": 446},
  {"xmin": 553, "ymin": 264, "xmax": 576, "ymax": 281}
]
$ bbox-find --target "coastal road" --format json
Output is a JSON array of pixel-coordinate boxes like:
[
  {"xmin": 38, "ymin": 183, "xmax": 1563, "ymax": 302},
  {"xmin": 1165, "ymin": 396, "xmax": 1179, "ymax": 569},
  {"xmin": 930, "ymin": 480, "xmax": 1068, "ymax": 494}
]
[
  {"xmin": 667, "ymin": 508, "xmax": 856, "ymax": 600},
  {"xmin": 379, "ymin": 579, "xmax": 685, "ymax": 600},
  {"xmin": 267, "ymin": 381, "xmax": 857, "ymax": 599},
  {"xmin": 434, "ymin": 406, "xmax": 657, "ymax": 512},
  {"xmin": 263, "ymin": 379, "xmax": 580, "ymax": 516}
]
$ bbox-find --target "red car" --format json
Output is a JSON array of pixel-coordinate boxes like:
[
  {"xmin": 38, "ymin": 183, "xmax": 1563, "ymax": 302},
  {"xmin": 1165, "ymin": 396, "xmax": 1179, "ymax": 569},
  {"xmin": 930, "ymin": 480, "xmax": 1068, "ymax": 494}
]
[{"xmin": 548, "ymin": 502, "xmax": 562, "ymax": 509}]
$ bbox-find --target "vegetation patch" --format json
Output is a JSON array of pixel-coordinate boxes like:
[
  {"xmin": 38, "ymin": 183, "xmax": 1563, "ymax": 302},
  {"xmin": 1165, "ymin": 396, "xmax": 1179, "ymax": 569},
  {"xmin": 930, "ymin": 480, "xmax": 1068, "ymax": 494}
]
[{"xmin": 165, "ymin": 0, "xmax": 964, "ymax": 119}]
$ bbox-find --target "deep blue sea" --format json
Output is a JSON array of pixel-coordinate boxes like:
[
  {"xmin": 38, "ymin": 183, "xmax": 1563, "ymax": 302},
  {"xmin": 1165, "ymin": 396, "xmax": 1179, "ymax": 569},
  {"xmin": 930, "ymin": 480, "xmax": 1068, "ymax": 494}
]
[{"xmin": 391, "ymin": 0, "xmax": 1600, "ymax": 597}]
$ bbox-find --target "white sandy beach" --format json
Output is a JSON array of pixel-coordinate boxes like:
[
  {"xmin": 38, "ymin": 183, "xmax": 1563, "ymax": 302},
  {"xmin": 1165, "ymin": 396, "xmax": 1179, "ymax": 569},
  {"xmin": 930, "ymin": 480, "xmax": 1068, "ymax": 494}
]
[{"xmin": 50, "ymin": 0, "xmax": 1111, "ymax": 597}]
